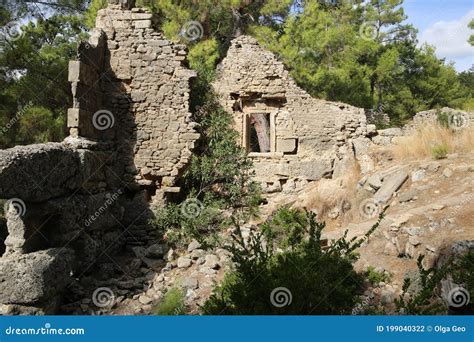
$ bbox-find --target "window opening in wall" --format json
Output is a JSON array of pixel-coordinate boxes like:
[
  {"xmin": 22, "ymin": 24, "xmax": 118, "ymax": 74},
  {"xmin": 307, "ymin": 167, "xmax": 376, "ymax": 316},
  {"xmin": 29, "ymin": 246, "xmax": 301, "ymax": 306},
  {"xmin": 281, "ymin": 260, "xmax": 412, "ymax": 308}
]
[{"xmin": 249, "ymin": 113, "xmax": 271, "ymax": 153}]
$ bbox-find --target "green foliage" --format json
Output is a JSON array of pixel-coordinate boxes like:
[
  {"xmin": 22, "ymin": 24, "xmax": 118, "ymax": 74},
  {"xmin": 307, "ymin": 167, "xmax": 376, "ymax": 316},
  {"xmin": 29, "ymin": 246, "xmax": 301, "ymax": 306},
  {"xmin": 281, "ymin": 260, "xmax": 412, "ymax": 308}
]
[
  {"xmin": 151, "ymin": 33, "xmax": 260, "ymax": 248},
  {"xmin": 261, "ymin": 207, "xmax": 308, "ymax": 250},
  {"xmin": 202, "ymin": 208, "xmax": 386, "ymax": 315},
  {"xmin": 145, "ymin": 0, "xmax": 292, "ymax": 42},
  {"xmin": 395, "ymin": 255, "xmax": 451, "ymax": 314},
  {"xmin": 253, "ymin": 0, "xmax": 469, "ymax": 125},
  {"xmin": 431, "ymin": 144, "xmax": 448, "ymax": 160},
  {"xmin": 458, "ymin": 67, "xmax": 474, "ymax": 111},
  {"xmin": 366, "ymin": 266, "xmax": 391, "ymax": 285},
  {"xmin": 84, "ymin": 0, "xmax": 108, "ymax": 28},
  {"xmin": 0, "ymin": 13, "xmax": 86, "ymax": 148},
  {"xmin": 154, "ymin": 287, "xmax": 186, "ymax": 315},
  {"xmin": 151, "ymin": 198, "xmax": 224, "ymax": 249},
  {"xmin": 452, "ymin": 252, "xmax": 474, "ymax": 305},
  {"xmin": 17, "ymin": 106, "xmax": 65, "ymax": 144},
  {"xmin": 188, "ymin": 39, "xmax": 220, "ymax": 78},
  {"xmin": 1, "ymin": 0, "xmax": 87, "ymax": 19},
  {"xmin": 436, "ymin": 110, "xmax": 450, "ymax": 128}
]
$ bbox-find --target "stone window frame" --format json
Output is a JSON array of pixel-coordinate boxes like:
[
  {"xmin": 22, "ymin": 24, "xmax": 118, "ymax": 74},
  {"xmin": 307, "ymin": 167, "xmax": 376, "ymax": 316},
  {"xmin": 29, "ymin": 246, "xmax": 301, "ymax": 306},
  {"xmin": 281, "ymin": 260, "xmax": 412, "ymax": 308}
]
[{"xmin": 243, "ymin": 109, "xmax": 278, "ymax": 157}]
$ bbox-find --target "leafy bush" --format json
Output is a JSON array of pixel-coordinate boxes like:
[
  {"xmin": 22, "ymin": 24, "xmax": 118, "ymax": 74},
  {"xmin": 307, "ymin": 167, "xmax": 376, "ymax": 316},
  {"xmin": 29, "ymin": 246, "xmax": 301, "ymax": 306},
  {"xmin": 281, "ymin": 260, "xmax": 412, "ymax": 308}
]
[
  {"xmin": 431, "ymin": 144, "xmax": 448, "ymax": 160},
  {"xmin": 436, "ymin": 110, "xmax": 450, "ymax": 128},
  {"xmin": 151, "ymin": 198, "xmax": 224, "ymax": 249},
  {"xmin": 395, "ymin": 255, "xmax": 451, "ymax": 315},
  {"xmin": 154, "ymin": 287, "xmax": 186, "ymax": 315},
  {"xmin": 202, "ymin": 207, "xmax": 386, "ymax": 315},
  {"xmin": 151, "ymin": 67, "xmax": 261, "ymax": 248},
  {"xmin": 260, "ymin": 206, "xmax": 308, "ymax": 250},
  {"xmin": 452, "ymin": 251, "xmax": 474, "ymax": 307},
  {"xmin": 366, "ymin": 266, "xmax": 391, "ymax": 285}
]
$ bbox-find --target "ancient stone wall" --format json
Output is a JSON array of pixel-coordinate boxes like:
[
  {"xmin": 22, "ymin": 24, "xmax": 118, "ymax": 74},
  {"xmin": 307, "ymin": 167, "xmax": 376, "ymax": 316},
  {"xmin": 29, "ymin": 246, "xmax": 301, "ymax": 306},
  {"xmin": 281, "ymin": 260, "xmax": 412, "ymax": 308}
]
[
  {"xmin": 410, "ymin": 107, "xmax": 474, "ymax": 129},
  {"xmin": 214, "ymin": 36, "xmax": 371, "ymax": 191},
  {"xmin": 0, "ymin": 1, "xmax": 199, "ymax": 314},
  {"xmin": 68, "ymin": 3, "xmax": 199, "ymax": 201}
]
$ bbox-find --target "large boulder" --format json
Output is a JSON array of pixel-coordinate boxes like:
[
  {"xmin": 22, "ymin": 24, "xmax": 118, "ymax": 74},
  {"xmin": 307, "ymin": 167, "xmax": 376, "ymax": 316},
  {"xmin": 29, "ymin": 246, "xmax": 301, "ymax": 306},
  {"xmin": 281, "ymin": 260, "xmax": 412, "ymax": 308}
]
[
  {"xmin": 373, "ymin": 170, "xmax": 408, "ymax": 204},
  {"xmin": 0, "ymin": 248, "xmax": 75, "ymax": 306},
  {"xmin": 0, "ymin": 143, "xmax": 82, "ymax": 202}
]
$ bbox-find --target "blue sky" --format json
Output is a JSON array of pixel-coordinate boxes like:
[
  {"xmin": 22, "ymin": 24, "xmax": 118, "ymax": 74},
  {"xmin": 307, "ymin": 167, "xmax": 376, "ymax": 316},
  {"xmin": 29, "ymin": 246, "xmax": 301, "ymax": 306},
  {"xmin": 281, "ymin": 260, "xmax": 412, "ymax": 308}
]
[{"xmin": 403, "ymin": 0, "xmax": 474, "ymax": 71}]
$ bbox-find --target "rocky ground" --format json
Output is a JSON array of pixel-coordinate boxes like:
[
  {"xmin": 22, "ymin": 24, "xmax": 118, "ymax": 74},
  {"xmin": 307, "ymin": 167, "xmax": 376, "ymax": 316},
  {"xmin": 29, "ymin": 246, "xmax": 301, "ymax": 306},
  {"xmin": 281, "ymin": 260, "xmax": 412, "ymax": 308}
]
[
  {"xmin": 259, "ymin": 150, "xmax": 474, "ymax": 313},
  {"xmin": 56, "ymin": 147, "xmax": 473, "ymax": 316}
]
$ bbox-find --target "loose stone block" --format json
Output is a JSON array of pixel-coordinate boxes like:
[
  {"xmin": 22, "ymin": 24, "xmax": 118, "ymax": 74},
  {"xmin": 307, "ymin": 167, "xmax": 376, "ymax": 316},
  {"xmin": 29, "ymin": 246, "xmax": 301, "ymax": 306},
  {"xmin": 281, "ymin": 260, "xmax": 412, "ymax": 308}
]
[{"xmin": 0, "ymin": 249, "xmax": 74, "ymax": 305}]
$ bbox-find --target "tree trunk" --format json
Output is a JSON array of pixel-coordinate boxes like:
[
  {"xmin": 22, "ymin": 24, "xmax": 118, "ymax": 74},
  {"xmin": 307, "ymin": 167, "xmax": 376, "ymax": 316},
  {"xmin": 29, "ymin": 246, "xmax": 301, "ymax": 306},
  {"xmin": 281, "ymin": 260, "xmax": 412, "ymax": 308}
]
[
  {"xmin": 232, "ymin": 8, "xmax": 243, "ymax": 38},
  {"xmin": 250, "ymin": 114, "xmax": 271, "ymax": 152}
]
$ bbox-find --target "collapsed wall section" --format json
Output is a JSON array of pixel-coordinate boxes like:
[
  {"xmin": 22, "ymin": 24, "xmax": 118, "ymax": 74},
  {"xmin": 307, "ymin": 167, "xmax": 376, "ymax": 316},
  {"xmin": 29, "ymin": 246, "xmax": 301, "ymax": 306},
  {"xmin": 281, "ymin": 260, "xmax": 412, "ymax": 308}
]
[
  {"xmin": 68, "ymin": 3, "xmax": 199, "ymax": 199},
  {"xmin": 214, "ymin": 36, "xmax": 370, "ymax": 191},
  {"xmin": 0, "ymin": 1, "xmax": 200, "ymax": 314}
]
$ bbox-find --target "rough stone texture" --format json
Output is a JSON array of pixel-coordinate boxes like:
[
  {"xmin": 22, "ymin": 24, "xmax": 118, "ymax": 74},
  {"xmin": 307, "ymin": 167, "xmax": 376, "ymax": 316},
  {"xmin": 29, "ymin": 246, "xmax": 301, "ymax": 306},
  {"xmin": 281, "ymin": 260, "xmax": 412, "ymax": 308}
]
[
  {"xmin": 410, "ymin": 107, "xmax": 474, "ymax": 128},
  {"xmin": 365, "ymin": 109, "xmax": 390, "ymax": 126},
  {"xmin": 214, "ymin": 36, "xmax": 370, "ymax": 187},
  {"xmin": 373, "ymin": 170, "xmax": 409, "ymax": 204},
  {"xmin": 0, "ymin": 248, "xmax": 74, "ymax": 305},
  {"xmin": 0, "ymin": 143, "xmax": 82, "ymax": 202},
  {"xmin": 0, "ymin": 3, "xmax": 198, "ymax": 313},
  {"xmin": 437, "ymin": 240, "xmax": 474, "ymax": 311},
  {"xmin": 68, "ymin": 4, "xmax": 199, "ymax": 200}
]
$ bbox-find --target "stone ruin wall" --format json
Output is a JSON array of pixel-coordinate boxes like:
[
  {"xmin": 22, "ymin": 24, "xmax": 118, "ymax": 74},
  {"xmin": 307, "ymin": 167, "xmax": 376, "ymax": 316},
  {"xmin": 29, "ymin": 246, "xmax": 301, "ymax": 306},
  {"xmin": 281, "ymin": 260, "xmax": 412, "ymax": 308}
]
[
  {"xmin": 0, "ymin": 1, "xmax": 199, "ymax": 314},
  {"xmin": 69, "ymin": 3, "xmax": 199, "ymax": 201},
  {"xmin": 214, "ymin": 36, "xmax": 373, "ymax": 192},
  {"xmin": 0, "ymin": 4, "xmax": 420, "ymax": 315},
  {"xmin": 409, "ymin": 107, "xmax": 474, "ymax": 129}
]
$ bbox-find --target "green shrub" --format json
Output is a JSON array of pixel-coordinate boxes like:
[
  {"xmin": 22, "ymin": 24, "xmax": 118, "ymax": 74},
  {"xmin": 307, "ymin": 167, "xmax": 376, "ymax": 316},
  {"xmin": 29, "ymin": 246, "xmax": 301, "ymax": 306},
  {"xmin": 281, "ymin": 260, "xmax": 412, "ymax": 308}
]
[
  {"xmin": 436, "ymin": 110, "xmax": 450, "ymax": 128},
  {"xmin": 151, "ymin": 79, "xmax": 261, "ymax": 249},
  {"xmin": 431, "ymin": 144, "xmax": 448, "ymax": 159},
  {"xmin": 202, "ymin": 208, "xmax": 386, "ymax": 315},
  {"xmin": 151, "ymin": 197, "xmax": 224, "ymax": 249},
  {"xmin": 366, "ymin": 266, "xmax": 391, "ymax": 285},
  {"xmin": 260, "ymin": 206, "xmax": 308, "ymax": 250},
  {"xmin": 395, "ymin": 255, "xmax": 451, "ymax": 315},
  {"xmin": 154, "ymin": 287, "xmax": 186, "ymax": 315},
  {"xmin": 452, "ymin": 251, "xmax": 474, "ymax": 307}
]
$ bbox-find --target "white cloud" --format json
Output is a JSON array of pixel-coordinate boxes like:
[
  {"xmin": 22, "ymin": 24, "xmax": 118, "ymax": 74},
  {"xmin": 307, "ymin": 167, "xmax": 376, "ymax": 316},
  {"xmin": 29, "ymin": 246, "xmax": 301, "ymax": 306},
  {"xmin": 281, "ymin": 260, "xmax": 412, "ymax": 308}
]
[{"xmin": 419, "ymin": 10, "xmax": 474, "ymax": 69}]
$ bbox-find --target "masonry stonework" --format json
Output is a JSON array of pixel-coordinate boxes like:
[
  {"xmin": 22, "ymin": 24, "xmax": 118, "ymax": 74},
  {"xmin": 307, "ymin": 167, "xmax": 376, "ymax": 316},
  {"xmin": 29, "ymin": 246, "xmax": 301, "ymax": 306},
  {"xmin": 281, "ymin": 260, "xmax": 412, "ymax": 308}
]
[
  {"xmin": 214, "ymin": 36, "xmax": 372, "ymax": 192},
  {"xmin": 0, "ymin": 5, "xmax": 388, "ymax": 315},
  {"xmin": 0, "ymin": 1, "xmax": 198, "ymax": 314},
  {"xmin": 68, "ymin": 3, "xmax": 199, "ymax": 200}
]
